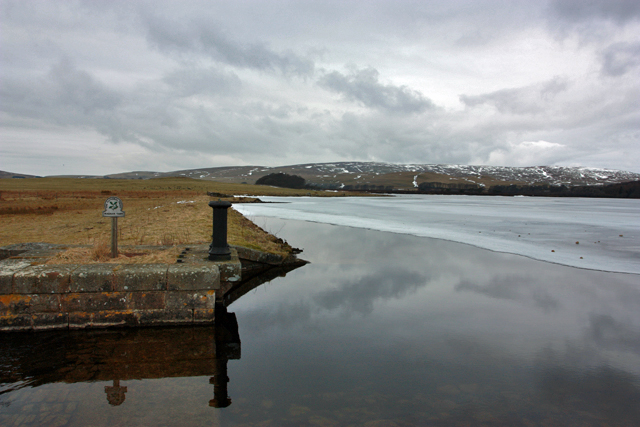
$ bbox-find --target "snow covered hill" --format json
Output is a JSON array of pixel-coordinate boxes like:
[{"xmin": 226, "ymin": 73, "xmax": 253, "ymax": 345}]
[
  {"xmin": 154, "ymin": 162, "xmax": 640, "ymax": 189},
  {"xmin": 5, "ymin": 162, "xmax": 638, "ymax": 189}
]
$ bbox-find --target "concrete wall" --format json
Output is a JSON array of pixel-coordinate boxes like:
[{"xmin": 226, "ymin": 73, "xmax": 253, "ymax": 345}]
[{"xmin": 0, "ymin": 244, "xmax": 242, "ymax": 331}]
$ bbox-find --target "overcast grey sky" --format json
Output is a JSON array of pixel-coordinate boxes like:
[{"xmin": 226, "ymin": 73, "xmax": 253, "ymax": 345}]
[{"xmin": 2, "ymin": 0, "xmax": 639, "ymax": 176}]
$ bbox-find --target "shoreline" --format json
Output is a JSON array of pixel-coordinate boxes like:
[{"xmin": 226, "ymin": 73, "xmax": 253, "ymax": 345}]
[{"xmin": 235, "ymin": 195, "xmax": 640, "ymax": 275}]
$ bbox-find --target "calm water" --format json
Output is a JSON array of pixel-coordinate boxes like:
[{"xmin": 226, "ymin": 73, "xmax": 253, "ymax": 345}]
[{"xmin": 1, "ymin": 218, "xmax": 640, "ymax": 426}]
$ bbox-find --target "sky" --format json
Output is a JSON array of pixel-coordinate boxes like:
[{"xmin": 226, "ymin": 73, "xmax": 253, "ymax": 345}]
[{"xmin": 1, "ymin": 0, "xmax": 639, "ymax": 176}]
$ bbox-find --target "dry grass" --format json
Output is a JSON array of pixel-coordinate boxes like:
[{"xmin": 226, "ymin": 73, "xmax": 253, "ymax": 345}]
[
  {"xmin": 0, "ymin": 176, "xmax": 358, "ymax": 197},
  {"xmin": 0, "ymin": 178, "xmax": 298, "ymax": 259},
  {"xmin": 45, "ymin": 243, "xmax": 182, "ymax": 265}
]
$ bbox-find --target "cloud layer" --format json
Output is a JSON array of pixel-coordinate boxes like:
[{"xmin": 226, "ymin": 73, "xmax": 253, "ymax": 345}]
[{"xmin": 1, "ymin": 0, "xmax": 639, "ymax": 175}]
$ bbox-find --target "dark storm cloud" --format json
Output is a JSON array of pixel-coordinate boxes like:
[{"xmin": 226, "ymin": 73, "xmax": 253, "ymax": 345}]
[
  {"xmin": 460, "ymin": 76, "xmax": 570, "ymax": 115},
  {"xmin": 601, "ymin": 42, "xmax": 640, "ymax": 76},
  {"xmin": 144, "ymin": 14, "xmax": 314, "ymax": 76},
  {"xmin": 162, "ymin": 67, "xmax": 242, "ymax": 97},
  {"xmin": 318, "ymin": 67, "xmax": 435, "ymax": 114},
  {"xmin": 48, "ymin": 59, "xmax": 122, "ymax": 113},
  {"xmin": 2, "ymin": 56, "xmax": 275, "ymax": 159},
  {"xmin": 2, "ymin": 0, "xmax": 640, "ymax": 175},
  {"xmin": 1, "ymin": 58, "xmax": 121, "ymax": 125},
  {"xmin": 550, "ymin": 0, "xmax": 640, "ymax": 23}
]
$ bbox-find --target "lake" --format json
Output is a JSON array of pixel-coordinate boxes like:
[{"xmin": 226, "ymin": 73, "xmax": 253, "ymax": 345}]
[{"xmin": 1, "ymin": 196, "xmax": 640, "ymax": 426}]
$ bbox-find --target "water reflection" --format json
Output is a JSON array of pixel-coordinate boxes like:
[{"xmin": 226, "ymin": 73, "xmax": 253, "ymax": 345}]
[
  {"xmin": 227, "ymin": 218, "xmax": 640, "ymax": 425},
  {"xmin": 209, "ymin": 305, "xmax": 241, "ymax": 408},
  {"xmin": 0, "ymin": 305, "xmax": 241, "ymax": 410},
  {"xmin": 2, "ymin": 218, "xmax": 640, "ymax": 426},
  {"xmin": 104, "ymin": 380, "xmax": 126, "ymax": 406}
]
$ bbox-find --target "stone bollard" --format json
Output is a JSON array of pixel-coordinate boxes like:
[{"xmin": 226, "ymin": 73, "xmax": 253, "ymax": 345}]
[{"xmin": 208, "ymin": 200, "xmax": 232, "ymax": 261}]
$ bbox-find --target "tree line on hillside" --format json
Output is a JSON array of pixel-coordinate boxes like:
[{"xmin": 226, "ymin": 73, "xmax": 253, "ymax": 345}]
[
  {"xmin": 255, "ymin": 172, "xmax": 640, "ymax": 198},
  {"xmin": 255, "ymin": 173, "xmax": 395, "ymax": 192},
  {"xmin": 416, "ymin": 181, "xmax": 640, "ymax": 198},
  {"xmin": 255, "ymin": 173, "xmax": 307, "ymax": 189}
]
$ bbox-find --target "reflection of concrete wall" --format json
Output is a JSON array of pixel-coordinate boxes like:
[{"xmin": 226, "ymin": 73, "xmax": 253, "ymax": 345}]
[
  {"xmin": 0, "ymin": 315, "xmax": 240, "ymax": 387},
  {"xmin": 223, "ymin": 260, "xmax": 308, "ymax": 307},
  {"xmin": 61, "ymin": 327, "xmax": 221, "ymax": 383}
]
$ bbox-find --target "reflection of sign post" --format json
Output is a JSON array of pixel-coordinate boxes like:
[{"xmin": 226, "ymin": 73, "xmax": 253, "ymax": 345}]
[
  {"xmin": 102, "ymin": 197, "xmax": 125, "ymax": 258},
  {"xmin": 105, "ymin": 379, "xmax": 127, "ymax": 406}
]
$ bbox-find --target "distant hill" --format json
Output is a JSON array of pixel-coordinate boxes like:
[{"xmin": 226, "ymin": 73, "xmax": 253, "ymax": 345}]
[
  {"xmin": 139, "ymin": 162, "xmax": 640, "ymax": 191},
  {"xmin": 3, "ymin": 162, "xmax": 640, "ymax": 192},
  {"xmin": 0, "ymin": 171, "xmax": 40, "ymax": 179}
]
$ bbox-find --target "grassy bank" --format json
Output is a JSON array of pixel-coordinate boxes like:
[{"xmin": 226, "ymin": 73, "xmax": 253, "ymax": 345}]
[{"xmin": 0, "ymin": 177, "xmax": 335, "ymax": 257}]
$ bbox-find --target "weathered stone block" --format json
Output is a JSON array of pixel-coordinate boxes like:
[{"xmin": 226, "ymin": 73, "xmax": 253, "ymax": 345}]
[
  {"xmin": 113, "ymin": 265, "xmax": 167, "ymax": 292},
  {"xmin": 193, "ymin": 308, "xmax": 215, "ymax": 323},
  {"xmin": 167, "ymin": 264, "xmax": 219, "ymax": 291},
  {"xmin": 13, "ymin": 265, "xmax": 76, "ymax": 294},
  {"xmin": 131, "ymin": 292, "xmax": 165, "ymax": 310},
  {"xmin": 0, "ymin": 259, "xmax": 32, "ymax": 294},
  {"xmin": 0, "ymin": 294, "xmax": 32, "ymax": 314},
  {"xmin": 29, "ymin": 294, "xmax": 61, "ymax": 313},
  {"xmin": 234, "ymin": 245, "xmax": 284, "ymax": 265},
  {"xmin": 71, "ymin": 264, "xmax": 116, "ymax": 292},
  {"xmin": 166, "ymin": 291, "xmax": 215, "ymax": 310},
  {"xmin": 1, "ymin": 242, "xmax": 64, "ymax": 254},
  {"xmin": 61, "ymin": 292, "xmax": 130, "ymax": 313},
  {"xmin": 218, "ymin": 260, "xmax": 241, "ymax": 283},
  {"xmin": 68, "ymin": 312, "xmax": 92, "ymax": 329},
  {"xmin": 91, "ymin": 311, "xmax": 138, "ymax": 328},
  {"xmin": 137, "ymin": 308, "xmax": 193, "ymax": 326},
  {"xmin": 0, "ymin": 245, "xmax": 25, "ymax": 261},
  {"xmin": 32, "ymin": 313, "xmax": 68, "ymax": 330},
  {"xmin": 0, "ymin": 314, "xmax": 32, "ymax": 331},
  {"xmin": 12, "ymin": 268, "xmax": 38, "ymax": 294}
]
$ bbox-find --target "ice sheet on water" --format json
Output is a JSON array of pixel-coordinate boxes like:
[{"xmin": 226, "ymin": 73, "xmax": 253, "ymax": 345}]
[{"xmin": 235, "ymin": 195, "xmax": 640, "ymax": 274}]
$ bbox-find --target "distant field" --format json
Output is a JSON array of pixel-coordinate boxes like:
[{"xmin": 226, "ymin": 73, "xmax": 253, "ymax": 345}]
[
  {"xmin": 0, "ymin": 177, "xmax": 354, "ymax": 255},
  {"xmin": 0, "ymin": 176, "xmax": 359, "ymax": 196}
]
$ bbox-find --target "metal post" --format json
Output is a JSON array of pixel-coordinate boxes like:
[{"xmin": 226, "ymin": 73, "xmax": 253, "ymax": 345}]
[
  {"xmin": 111, "ymin": 217, "xmax": 118, "ymax": 258},
  {"xmin": 209, "ymin": 200, "xmax": 232, "ymax": 260}
]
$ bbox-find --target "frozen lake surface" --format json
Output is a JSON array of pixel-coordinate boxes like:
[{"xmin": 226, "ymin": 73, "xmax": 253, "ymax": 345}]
[{"xmin": 235, "ymin": 195, "xmax": 640, "ymax": 274}]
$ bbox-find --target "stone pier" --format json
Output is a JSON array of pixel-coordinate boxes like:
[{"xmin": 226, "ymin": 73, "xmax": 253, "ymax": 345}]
[{"xmin": 0, "ymin": 242, "xmax": 304, "ymax": 332}]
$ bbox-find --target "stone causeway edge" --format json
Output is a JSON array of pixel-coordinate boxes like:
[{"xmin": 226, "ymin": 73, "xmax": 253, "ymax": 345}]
[{"xmin": 0, "ymin": 242, "xmax": 283, "ymax": 332}]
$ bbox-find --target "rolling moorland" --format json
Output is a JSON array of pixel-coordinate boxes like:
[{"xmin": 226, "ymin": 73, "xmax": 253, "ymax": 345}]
[
  {"xmin": 1, "ymin": 161, "xmax": 639, "ymax": 261},
  {"xmin": 4, "ymin": 161, "xmax": 639, "ymax": 194},
  {"xmin": 0, "ymin": 177, "xmax": 358, "ymax": 261}
]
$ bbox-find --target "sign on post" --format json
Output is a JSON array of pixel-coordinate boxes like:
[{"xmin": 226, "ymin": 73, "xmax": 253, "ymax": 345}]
[
  {"xmin": 102, "ymin": 197, "xmax": 125, "ymax": 258},
  {"xmin": 103, "ymin": 197, "xmax": 125, "ymax": 217}
]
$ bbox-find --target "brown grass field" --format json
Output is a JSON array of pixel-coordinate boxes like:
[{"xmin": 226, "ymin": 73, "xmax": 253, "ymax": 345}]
[{"xmin": 0, "ymin": 177, "xmax": 348, "ymax": 262}]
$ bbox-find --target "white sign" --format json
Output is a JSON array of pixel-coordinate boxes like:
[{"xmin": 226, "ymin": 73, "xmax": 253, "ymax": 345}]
[{"xmin": 103, "ymin": 197, "xmax": 125, "ymax": 217}]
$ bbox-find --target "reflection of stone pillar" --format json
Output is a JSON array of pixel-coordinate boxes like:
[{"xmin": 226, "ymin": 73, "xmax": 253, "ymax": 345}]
[
  {"xmin": 209, "ymin": 304, "xmax": 240, "ymax": 408},
  {"xmin": 209, "ymin": 358, "xmax": 231, "ymax": 408},
  {"xmin": 105, "ymin": 380, "xmax": 127, "ymax": 406}
]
